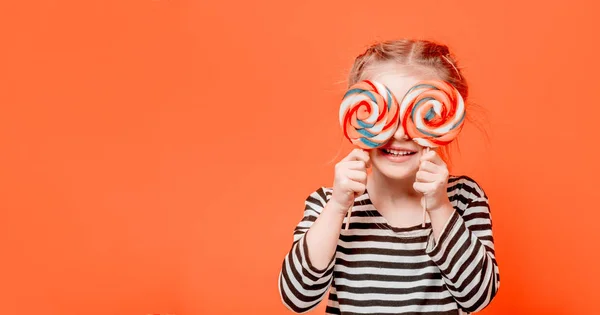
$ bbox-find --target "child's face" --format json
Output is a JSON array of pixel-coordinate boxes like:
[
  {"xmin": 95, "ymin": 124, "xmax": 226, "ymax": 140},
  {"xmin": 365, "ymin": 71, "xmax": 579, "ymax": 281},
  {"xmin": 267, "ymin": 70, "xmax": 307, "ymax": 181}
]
[{"xmin": 363, "ymin": 62, "xmax": 442, "ymax": 181}]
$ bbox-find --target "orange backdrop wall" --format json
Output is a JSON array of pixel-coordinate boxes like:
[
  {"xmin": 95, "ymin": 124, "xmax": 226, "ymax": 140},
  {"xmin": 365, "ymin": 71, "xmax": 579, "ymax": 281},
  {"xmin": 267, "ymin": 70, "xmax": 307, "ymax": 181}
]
[{"xmin": 1, "ymin": 1, "xmax": 599, "ymax": 314}]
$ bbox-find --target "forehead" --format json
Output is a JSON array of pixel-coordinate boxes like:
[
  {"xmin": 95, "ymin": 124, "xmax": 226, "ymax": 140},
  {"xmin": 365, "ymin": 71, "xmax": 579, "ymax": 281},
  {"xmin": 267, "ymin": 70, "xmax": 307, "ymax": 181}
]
[{"xmin": 362, "ymin": 61, "xmax": 442, "ymax": 100}]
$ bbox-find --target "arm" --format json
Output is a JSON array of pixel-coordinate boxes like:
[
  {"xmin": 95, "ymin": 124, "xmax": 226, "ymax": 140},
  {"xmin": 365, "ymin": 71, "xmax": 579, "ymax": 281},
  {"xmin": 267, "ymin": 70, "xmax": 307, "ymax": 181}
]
[
  {"xmin": 278, "ymin": 187, "xmax": 344, "ymax": 313},
  {"xmin": 425, "ymin": 177, "xmax": 500, "ymax": 313}
]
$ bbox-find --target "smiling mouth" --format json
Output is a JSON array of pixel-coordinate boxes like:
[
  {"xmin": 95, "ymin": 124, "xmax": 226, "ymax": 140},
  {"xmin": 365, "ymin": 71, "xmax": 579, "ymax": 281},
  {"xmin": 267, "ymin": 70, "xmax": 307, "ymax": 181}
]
[{"xmin": 380, "ymin": 148, "xmax": 417, "ymax": 157}]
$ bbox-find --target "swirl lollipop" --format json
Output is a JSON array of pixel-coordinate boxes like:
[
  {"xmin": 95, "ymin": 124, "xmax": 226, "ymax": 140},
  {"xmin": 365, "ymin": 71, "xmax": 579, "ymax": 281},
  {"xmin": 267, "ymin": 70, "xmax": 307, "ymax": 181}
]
[
  {"xmin": 399, "ymin": 80, "xmax": 466, "ymax": 148},
  {"xmin": 339, "ymin": 80, "xmax": 400, "ymax": 149}
]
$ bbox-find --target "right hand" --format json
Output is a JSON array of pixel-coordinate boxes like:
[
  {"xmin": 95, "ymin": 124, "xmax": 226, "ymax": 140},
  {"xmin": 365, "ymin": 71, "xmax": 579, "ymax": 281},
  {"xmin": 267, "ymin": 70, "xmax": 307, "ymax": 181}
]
[{"xmin": 330, "ymin": 148, "xmax": 370, "ymax": 213}]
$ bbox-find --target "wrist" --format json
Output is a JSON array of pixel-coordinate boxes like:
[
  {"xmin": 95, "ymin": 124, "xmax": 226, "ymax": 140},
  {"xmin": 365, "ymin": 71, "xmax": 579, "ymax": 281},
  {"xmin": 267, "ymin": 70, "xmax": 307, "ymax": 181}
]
[
  {"xmin": 325, "ymin": 200, "xmax": 350, "ymax": 217},
  {"xmin": 425, "ymin": 196, "xmax": 452, "ymax": 213}
]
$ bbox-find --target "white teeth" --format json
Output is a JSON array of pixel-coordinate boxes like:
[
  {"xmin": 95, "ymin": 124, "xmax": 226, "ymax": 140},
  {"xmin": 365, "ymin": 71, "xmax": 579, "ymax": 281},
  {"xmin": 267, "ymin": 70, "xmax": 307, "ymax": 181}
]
[{"xmin": 383, "ymin": 149, "xmax": 414, "ymax": 156}]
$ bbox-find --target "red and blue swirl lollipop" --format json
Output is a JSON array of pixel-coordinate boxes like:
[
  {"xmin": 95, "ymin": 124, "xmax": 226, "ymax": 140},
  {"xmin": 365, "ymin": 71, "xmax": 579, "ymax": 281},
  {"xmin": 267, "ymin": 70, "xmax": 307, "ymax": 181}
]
[{"xmin": 339, "ymin": 80, "xmax": 400, "ymax": 149}]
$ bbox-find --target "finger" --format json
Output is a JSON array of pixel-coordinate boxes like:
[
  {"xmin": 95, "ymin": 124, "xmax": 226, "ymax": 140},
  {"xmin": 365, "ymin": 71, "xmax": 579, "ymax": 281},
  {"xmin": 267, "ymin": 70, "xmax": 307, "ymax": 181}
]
[
  {"xmin": 342, "ymin": 148, "xmax": 365, "ymax": 161},
  {"xmin": 343, "ymin": 160, "xmax": 367, "ymax": 170},
  {"xmin": 343, "ymin": 149, "xmax": 371, "ymax": 165},
  {"xmin": 413, "ymin": 181, "xmax": 433, "ymax": 194},
  {"xmin": 346, "ymin": 170, "xmax": 367, "ymax": 183},
  {"xmin": 356, "ymin": 149, "xmax": 371, "ymax": 166},
  {"xmin": 418, "ymin": 160, "xmax": 440, "ymax": 173},
  {"xmin": 420, "ymin": 149, "xmax": 445, "ymax": 166},
  {"xmin": 363, "ymin": 150, "xmax": 372, "ymax": 168},
  {"xmin": 346, "ymin": 180, "xmax": 366, "ymax": 194},
  {"xmin": 415, "ymin": 170, "xmax": 437, "ymax": 182}
]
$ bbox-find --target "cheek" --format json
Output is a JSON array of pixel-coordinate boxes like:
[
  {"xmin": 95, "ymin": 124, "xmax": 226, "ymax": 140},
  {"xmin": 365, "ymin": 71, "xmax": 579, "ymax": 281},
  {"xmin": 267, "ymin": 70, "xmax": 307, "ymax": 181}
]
[{"xmin": 406, "ymin": 156, "xmax": 422, "ymax": 172}]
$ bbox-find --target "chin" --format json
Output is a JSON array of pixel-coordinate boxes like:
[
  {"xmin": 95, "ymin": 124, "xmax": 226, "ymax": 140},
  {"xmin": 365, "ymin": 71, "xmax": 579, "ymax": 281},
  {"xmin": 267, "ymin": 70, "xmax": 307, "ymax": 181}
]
[{"xmin": 370, "ymin": 148, "xmax": 420, "ymax": 180}]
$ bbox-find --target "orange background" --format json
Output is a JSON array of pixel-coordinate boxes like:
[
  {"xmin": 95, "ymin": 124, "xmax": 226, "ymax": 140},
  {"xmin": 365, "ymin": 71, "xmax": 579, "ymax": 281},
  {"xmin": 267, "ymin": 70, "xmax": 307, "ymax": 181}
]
[{"xmin": 1, "ymin": 1, "xmax": 599, "ymax": 314}]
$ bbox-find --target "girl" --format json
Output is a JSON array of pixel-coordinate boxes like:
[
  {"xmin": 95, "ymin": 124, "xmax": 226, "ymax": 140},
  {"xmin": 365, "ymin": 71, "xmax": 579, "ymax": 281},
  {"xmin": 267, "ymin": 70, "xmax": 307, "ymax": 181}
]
[{"xmin": 278, "ymin": 39, "xmax": 499, "ymax": 315}]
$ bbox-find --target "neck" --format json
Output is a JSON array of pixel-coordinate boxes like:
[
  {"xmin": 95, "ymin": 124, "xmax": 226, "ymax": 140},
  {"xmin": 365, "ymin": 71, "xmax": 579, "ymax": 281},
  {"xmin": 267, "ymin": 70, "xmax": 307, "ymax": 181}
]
[{"xmin": 366, "ymin": 168, "xmax": 421, "ymax": 208}]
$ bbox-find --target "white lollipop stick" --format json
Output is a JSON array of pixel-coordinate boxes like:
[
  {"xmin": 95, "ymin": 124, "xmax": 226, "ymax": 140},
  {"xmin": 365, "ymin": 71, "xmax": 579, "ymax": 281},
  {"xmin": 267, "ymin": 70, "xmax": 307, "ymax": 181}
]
[
  {"xmin": 422, "ymin": 147, "xmax": 431, "ymax": 227},
  {"xmin": 345, "ymin": 204, "xmax": 352, "ymax": 230}
]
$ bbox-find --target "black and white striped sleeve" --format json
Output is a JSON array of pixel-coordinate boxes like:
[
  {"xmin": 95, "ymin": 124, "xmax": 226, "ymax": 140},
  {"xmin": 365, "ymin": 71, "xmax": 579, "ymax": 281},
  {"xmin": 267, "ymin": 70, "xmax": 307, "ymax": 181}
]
[
  {"xmin": 278, "ymin": 187, "xmax": 335, "ymax": 313},
  {"xmin": 425, "ymin": 177, "xmax": 500, "ymax": 313}
]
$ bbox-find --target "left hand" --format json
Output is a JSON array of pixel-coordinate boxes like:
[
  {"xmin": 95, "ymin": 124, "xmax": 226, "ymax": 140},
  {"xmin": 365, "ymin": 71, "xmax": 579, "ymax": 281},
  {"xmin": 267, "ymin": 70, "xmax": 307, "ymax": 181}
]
[{"xmin": 413, "ymin": 149, "xmax": 451, "ymax": 211}]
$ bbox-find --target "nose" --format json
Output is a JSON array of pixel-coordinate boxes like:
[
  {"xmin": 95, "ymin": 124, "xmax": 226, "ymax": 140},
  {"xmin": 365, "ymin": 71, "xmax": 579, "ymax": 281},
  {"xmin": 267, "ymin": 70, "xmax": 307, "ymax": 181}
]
[{"xmin": 393, "ymin": 125, "xmax": 409, "ymax": 140}]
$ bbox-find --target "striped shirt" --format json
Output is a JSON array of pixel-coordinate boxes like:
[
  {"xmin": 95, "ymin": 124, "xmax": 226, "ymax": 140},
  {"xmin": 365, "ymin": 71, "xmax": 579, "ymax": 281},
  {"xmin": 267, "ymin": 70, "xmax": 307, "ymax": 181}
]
[{"xmin": 278, "ymin": 175, "xmax": 500, "ymax": 315}]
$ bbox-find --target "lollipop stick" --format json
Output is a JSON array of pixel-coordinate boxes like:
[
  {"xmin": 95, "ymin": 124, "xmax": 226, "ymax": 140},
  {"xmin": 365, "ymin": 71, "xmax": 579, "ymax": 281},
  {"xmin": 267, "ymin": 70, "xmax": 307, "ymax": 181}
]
[
  {"xmin": 422, "ymin": 147, "xmax": 430, "ymax": 227},
  {"xmin": 345, "ymin": 204, "xmax": 353, "ymax": 230},
  {"xmin": 422, "ymin": 198, "xmax": 427, "ymax": 227}
]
